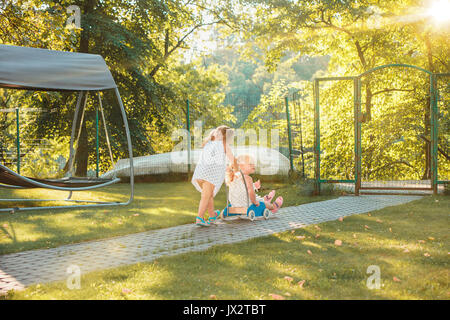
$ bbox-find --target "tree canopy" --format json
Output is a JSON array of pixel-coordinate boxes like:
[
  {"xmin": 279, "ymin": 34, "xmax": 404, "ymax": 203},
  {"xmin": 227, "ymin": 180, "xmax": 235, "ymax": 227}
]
[{"xmin": 0, "ymin": 0, "xmax": 448, "ymax": 182}]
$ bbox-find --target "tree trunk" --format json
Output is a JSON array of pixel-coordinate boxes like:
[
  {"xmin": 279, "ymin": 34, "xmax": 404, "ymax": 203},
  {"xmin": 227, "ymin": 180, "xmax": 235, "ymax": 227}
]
[
  {"xmin": 75, "ymin": 113, "xmax": 89, "ymax": 176},
  {"xmin": 422, "ymin": 33, "xmax": 433, "ymax": 180},
  {"xmin": 74, "ymin": 0, "xmax": 96, "ymax": 176}
]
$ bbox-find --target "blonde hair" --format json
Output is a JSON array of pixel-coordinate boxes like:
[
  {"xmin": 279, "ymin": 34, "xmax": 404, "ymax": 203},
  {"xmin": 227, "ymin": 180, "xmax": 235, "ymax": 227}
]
[
  {"xmin": 202, "ymin": 125, "xmax": 234, "ymax": 148},
  {"xmin": 225, "ymin": 154, "xmax": 255, "ymax": 185},
  {"xmin": 237, "ymin": 154, "xmax": 255, "ymax": 166}
]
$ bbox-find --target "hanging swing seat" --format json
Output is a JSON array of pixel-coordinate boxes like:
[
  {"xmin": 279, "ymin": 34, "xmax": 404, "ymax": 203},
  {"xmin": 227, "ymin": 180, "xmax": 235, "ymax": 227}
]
[
  {"xmin": 0, "ymin": 163, "xmax": 120, "ymax": 190},
  {"xmin": 0, "ymin": 44, "xmax": 134, "ymax": 212}
]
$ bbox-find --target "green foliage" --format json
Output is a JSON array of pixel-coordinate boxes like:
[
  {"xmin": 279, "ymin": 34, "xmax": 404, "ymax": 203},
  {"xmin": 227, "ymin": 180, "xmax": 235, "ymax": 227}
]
[
  {"xmin": 444, "ymin": 183, "xmax": 450, "ymax": 195},
  {"xmin": 149, "ymin": 59, "xmax": 235, "ymax": 153},
  {"xmin": 0, "ymin": 0, "xmax": 78, "ymax": 49},
  {"xmin": 293, "ymin": 178, "xmax": 336, "ymax": 196},
  {"xmin": 230, "ymin": 0, "xmax": 450, "ymax": 182},
  {"xmin": 0, "ymin": 0, "xmax": 234, "ymax": 177},
  {"xmin": 0, "ymin": 0, "xmax": 448, "ymax": 182},
  {"xmin": 22, "ymin": 136, "xmax": 70, "ymax": 178},
  {"xmin": 206, "ymin": 46, "xmax": 329, "ymax": 128}
]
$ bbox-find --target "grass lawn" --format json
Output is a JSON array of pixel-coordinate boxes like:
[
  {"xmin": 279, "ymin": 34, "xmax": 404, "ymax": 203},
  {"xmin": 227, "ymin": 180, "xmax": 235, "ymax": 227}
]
[
  {"xmin": 0, "ymin": 181, "xmax": 335, "ymax": 255},
  {"xmin": 4, "ymin": 195, "xmax": 448, "ymax": 300}
]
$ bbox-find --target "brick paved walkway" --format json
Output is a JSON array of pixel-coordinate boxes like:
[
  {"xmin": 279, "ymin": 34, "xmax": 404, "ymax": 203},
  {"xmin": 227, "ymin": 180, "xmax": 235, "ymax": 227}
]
[{"xmin": 0, "ymin": 195, "xmax": 421, "ymax": 295}]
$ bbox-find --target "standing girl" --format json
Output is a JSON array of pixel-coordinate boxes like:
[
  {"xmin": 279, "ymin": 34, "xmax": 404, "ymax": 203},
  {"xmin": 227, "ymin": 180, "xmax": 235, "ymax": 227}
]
[{"xmin": 192, "ymin": 125, "xmax": 236, "ymax": 226}]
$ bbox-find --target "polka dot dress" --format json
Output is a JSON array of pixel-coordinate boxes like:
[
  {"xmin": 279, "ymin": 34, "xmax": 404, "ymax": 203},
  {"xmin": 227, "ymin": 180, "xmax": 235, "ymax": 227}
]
[{"xmin": 191, "ymin": 140, "xmax": 227, "ymax": 197}]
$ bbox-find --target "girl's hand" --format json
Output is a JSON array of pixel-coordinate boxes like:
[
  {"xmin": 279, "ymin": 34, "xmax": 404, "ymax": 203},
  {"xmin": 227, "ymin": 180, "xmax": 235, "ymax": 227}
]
[
  {"xmin": 224, "ymin": 143, "xmax": 237, "ymax": 168},
  {"xmin": 254, "ymin": 180, "xmax": 261, "ymax": 190}
]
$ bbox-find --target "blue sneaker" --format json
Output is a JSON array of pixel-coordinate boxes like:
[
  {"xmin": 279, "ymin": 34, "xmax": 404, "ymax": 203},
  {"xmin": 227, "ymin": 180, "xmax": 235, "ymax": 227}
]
[{"xmin": 195, "ymin": 216, "xmax": 210, "ymax": 227}]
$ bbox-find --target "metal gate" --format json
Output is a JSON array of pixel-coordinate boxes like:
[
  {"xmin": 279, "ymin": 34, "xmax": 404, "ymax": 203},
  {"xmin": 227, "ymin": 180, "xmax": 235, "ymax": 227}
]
[{"xmin": 314, "ymin": 64, "xmax": 449, "ymax": 195}]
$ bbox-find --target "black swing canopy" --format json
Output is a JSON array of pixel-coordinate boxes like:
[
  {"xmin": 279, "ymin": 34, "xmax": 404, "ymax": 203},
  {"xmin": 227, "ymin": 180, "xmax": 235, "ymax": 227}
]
[
  {"xmin": 0, "ymin": 44, "xmax": 134, "ymax": 211},
  {"xmin": 0, "ymin": 44, "xmax": 117, "ymax": 91}
]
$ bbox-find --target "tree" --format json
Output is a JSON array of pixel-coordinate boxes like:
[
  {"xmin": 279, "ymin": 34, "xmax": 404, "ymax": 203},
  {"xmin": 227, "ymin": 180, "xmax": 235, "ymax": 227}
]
[
  {"xmin": 0, "ymin": 0, "xmax": 232, "ymax": 176},
  {"xmin": 230, "ymin": 0, "xmax": 449, "ymax": 181}
]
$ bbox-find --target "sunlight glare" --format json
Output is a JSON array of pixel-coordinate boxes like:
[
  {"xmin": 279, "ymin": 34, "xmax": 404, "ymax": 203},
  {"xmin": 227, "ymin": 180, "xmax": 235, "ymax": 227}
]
[{"xmin": 427, "ymin": 0, "xmax": 450, "ymax": 22}]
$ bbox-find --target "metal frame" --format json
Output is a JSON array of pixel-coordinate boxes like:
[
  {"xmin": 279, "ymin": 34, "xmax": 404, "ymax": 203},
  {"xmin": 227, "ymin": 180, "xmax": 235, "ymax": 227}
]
[
  {"xmin": 285, "ymin": 96, "xmax": 294, "ymax": 172},
  {"xmin": 0, "ymin": 88, "xmax": 134, "ymax": 212},
  {"xmin": 313, "ymin": 64, "xmax": 449, "ymax": 196},
  {"xmin": 433, "ymin": 73, "xmax": 450, "ymax": 192},
  {"xmin": 186, "ymin": 99, "xmax": 191, "ymax": 175},
  {"xmin": 291, "ymin": 91, "xmax": 306, "ymax": 177}
]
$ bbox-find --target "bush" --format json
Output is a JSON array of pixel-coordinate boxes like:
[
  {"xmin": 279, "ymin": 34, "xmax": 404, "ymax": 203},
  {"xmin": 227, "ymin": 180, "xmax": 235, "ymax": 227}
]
[
  {"xmin": 294, "ymin": 178, "xmax": 316, "ymax": 196},
  {"xmin": 444, "ymin": 183, "xmax": 450, "ymax": 196},
  {"xmin": 293, "ymin": 178, "xmax": 339, "ymax": 196}
]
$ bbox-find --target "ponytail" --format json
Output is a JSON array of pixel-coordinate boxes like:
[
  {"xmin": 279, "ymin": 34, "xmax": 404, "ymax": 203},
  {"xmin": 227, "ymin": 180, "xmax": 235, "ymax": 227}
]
[
  {"xmin": 201, "ymin": 125, "xmax": 233, "ymax": 148},
  {"xmin": 201, "ymin": 129, "xmax": 217, "ymax": 147}
]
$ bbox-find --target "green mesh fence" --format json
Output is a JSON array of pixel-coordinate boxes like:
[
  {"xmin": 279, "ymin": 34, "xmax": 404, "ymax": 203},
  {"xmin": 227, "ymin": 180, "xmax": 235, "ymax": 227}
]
[
  {"xmin": 0, "ymin": 107, "xmax": 70, "ymax": 179},
  {"xmin": 0, "ymin": 92, "xmax": 117, "ymax": 180},
  {"xmin": 311, "ymin": 66, "xmax": 448, "ymax": 195},
  {"xmin": 222, "ymin": 89, "xmax": 294, "ymax": 177},
  {"xmin": 316, "ymin": 79, "xmax": 355, "ymax": 182},
  {"xmin": 359, "ymin": 68, "xmax": 433, "ymax": 190},
  {"xmin": 437, "ymin": 74, "xmax": 449, "ymax": 184},
  {"xmin": 291, "ymin": 86, "xmax": 315, "ymax": 179}
]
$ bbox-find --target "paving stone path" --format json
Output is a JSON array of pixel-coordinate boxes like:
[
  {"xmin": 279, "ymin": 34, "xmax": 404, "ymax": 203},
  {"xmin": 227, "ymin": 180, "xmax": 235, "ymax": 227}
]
[{"xmin": 0, "ymin": 195, "xmax": 422, "ymax": 295}]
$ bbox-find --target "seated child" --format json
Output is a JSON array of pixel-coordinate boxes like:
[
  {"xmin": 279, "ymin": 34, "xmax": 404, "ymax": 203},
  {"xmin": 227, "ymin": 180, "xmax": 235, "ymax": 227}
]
[{"xmin": 226, "ymin": 154, "xmax": 283, "ymax": 213}]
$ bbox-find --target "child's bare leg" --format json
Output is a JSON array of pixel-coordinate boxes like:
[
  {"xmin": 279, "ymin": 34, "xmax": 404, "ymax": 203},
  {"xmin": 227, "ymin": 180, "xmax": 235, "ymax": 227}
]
[
  {"xmin": 264, "ymin": 200, "xmax": 275, "ymax": 210},
  {"xmin": 268, "ymin": 196, "xmax": 283, "ymax": 213},
  {"xmin": 207, "ymin": 196, "xmax": 215, "ymax": 217},
  {"xmin": 263, "ymin": 190, "xmax": 276, "ymax": 202},
  {"xmin": 197, "ymin": 180, "xmax": 214, "ymax": 219}
]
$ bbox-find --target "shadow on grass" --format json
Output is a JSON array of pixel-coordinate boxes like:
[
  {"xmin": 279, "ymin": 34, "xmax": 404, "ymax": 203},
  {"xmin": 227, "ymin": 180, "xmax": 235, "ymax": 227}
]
[
  {"xmin": 3, "ymin": 195, "xmax": 448, "ymax": 300},
  {"xmin": 0, "ymin": 179, "xmax": 332, "ymax": 255},
  {"xmin": 0, "ymin": 182, "xmax": 229, "ymax": 255},
  {"xmin": 132, "ymin": 196, "xmax": 449, "ymax": 299}
]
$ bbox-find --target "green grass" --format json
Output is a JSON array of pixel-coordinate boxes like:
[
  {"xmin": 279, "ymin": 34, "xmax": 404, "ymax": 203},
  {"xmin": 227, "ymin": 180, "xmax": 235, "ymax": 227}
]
[
  {"xmin": 4, "ymin": 195, "xmax": 448, "ymax": 300},
  {"xmin": 0, "ymin": 181, "xmax": 335, "ymax": 255}
]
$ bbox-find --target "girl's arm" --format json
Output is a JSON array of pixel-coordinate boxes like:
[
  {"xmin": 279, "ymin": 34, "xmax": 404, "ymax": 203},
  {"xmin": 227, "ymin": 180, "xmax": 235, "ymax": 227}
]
[
  {"xmin": 244, "ymin": 175, "xmax": 259, "ymax": 206},
  {"xmin": 224, "ymin": 142, "xmax": 238, "ymax": 171}
]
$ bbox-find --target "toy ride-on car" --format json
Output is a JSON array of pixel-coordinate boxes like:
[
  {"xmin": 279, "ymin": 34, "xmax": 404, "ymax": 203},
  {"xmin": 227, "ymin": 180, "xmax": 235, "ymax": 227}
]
[
  {"xmin": 221, "ymin": 201, "xmax": 271, "ymax": 221},
  {"xmin": 219, "ymin": 170, "xmax": 271, "ymax": 222}
]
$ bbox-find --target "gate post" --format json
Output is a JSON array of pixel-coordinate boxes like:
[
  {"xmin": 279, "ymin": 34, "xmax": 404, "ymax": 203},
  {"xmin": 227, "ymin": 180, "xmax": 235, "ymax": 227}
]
[
  {"xmin": 95, "ymin": 101, "xmax": 99, "ymax": 178},
  {"xmin": 314, "ymin": 79, "xmax": 321, "ymax": 195},
  {"xmin": 430, "ymin": 74, "xmax": 438, "ymax": 195},
  {"xmin": 354, "ymin": 78, "xmax": 362, "ymax": 196},
  {"xmin": 186, "ymin": 99, "xmax": 191, "ymax": 176},
  {"xmin": 16, "ymin": 107, "xmax": 20, "ymax": 175},
  {"xmin": 285, "ymin": 96, "xmax": 294, "ymax": 172}
]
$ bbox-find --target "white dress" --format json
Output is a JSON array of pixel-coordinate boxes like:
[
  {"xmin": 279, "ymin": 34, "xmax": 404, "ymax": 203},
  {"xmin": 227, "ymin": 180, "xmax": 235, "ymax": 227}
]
[{"xmin": 191, "ymin": 140, "xmax": 226, "ymax": 197}]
